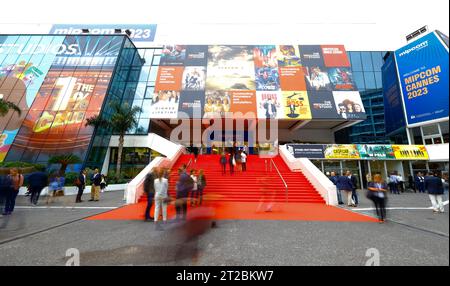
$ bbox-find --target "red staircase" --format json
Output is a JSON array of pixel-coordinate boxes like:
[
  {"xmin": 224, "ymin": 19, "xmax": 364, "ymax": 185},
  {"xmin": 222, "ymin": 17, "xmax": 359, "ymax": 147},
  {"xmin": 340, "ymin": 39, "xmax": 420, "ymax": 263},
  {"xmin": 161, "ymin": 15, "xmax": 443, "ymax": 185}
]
[{"xmin": 139, "ymin": 154, "xmax": 325, "ymax": 204}]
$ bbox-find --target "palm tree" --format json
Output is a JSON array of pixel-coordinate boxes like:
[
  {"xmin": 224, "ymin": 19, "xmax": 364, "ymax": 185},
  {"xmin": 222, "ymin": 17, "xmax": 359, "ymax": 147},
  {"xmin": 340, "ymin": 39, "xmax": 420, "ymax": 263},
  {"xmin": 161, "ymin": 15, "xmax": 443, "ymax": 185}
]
[
  {"xmin": 48, "ymin": 154, "xmax": 82, "ymax": 175},
  {"xmin": 85, "ymin": 101, "xmax": 143, "ymax": 179},
  {"xmin": 0, "ymin": 97, "xmax": 21, "ymax": 117}
]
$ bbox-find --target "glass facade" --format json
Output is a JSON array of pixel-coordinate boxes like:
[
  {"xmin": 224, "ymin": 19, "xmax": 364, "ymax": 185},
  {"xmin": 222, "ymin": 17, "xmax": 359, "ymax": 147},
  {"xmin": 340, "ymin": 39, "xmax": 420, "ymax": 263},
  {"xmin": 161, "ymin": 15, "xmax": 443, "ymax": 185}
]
[
  {"xmin": 335, "ymin": 51, "xmax": 408, "ymax": 144},
  {"xmin": 0, "ymin": 34, "xmax": 142, "ymax": 171}
]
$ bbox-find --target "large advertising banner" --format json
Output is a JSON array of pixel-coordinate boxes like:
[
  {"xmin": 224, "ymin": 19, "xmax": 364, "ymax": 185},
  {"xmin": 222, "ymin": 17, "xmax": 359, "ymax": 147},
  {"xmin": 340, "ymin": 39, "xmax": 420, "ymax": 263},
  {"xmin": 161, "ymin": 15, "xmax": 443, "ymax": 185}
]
[
  {"xmin": 392, "ymin": 145, "xmax": 429, "ymax": 160},
  {"xmin": 282, "ymin": 91, "xmax": 312, "ymax": 120},
  {"xmin": 357, "ymin": 145, "xmax": 396, "ymax": 160},
  {"xmin": 279, "ymin": 66, "xmax": 306, "ymax": 91},
  {"xmin": 333, "ymin": 91, "xmax": 366, "ymax": 120},
  {"xmin": 155, "ymin": 66, "xmax": 184, "ymax": 91},
  {"xmin": 324, "ymin": 144, "xmax": 360, "ymax": 159},
  {"xmin": 394, "ymin": 31, "xmax": 449, "ymax": 127},
  {"xmin": 382, "ymin": 52, "xmax": 406, "ymax": 135},
  {"xmin": 206, "ymin": 45, "xmax": 256, "ymax": 90},
  {"xmin": 308, "ymin": 91, "xmax": 339, "ymax": 119},
  {"xmin": 287, "ymin": 144, "xmax": 325, "ymax": 159},
  {"xmin": 304, "ymin": 66, "xmax": 332, "ymax": 91},
  {"xmin": 178, "ymin": 90, "xmax": 204, "ymax": 118},
  {"xmin": 277, "ymin": 45, "xmax": 301, "ymax": 67},
  {"xmin": 0, "ymin": 35, "xmax": 65, "ymax": 162},
  {"xmin": 321, "ymin": 45, "xmax": 351, "ymax": 67},
  {"xmin": 160, "ymin": 45, "xmax": 186, "ymax": 66},
  {"xmin": 300, "ymin": 45, "xmax": 324, "ymax": 66},
  {"xmin": 328, "ymin": 67, "xmax": 356, "ymax": 91},
  {"xmin": 4, "ymin": 35, "xmax": 122, "ymax": 162}
]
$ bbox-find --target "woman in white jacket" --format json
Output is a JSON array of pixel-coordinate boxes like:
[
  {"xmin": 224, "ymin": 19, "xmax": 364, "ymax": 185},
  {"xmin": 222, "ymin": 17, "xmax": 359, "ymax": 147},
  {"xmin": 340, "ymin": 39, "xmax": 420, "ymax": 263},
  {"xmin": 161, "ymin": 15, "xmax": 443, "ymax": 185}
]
[{"xmin": 154, "ymin": 168, "xmax": 169, "ymax": 223}]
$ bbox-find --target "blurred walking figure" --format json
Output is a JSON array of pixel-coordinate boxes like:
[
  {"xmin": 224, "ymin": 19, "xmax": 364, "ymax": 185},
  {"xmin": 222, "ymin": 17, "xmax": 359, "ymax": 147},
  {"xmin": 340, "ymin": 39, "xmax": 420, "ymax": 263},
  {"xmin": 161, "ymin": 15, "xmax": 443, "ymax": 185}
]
[
  {"xmin": 28, "ymin": 171, "xmax": 49, "ymax": 205},
  {"xmin": 154, "ymin": 168, "xmax": 169, "ymax": 225},
  {"xmin": 241, "ymin": 151, "xmax": 247, "ymax": 172},
  {"xmin": 229, "ymin": 151, "xmax": 236, "ymax": 175},
  {"xmin": 337, "ymin": 172, "xmax": 355, "ymax": 207},
  {"xmin": 190, "ymin": 170, "xmax": 198, "ymax": 207},
  {"xmin": 329, "ymin": 171, "xmax": 343, "ymax": 205},
  {"xmin": 3, "ymin": 168, "xmax": 23, "ymax": 215},
  {"xmin": 367, "ymin": 174, "xmax": 388, "ymax": 223},
  {"xmin": 90, "ymin": 168, "xmax": 102, "ymax": 202},
  {"xmin": 75, "ymin": 169, "xmax": 86, "ymax": 203},
  {"xmin": 256, "ymin": 177, "xmax": 275, "ymax": 212},
  {"xmin": 176, "ymin": 166, "xmax": 193, "ymax": 220},
  {"xmin": 197, "ymin": 170, "xmax": 206, "ymax": 206},
  {"xmin": 389, "ymin": 172, "xmax": 400, "ymax": 194},
  {"xmin": 100, "ymin": 175, "xmax": 107, "ymax": 193},
  {"xmin": 425, "ymin": 172, "xmax": 445, "ymax": 213},
  {"xmin": 220, "ymin": 153, "xmax": 227, "ymax": 175},
  {"xmin": 0, "ymin": 174, "xmax": 12, "ymax": 215},
  {"xmin": 348, "ymin": 171, "xmax": 359, "ymax": 207},
  {"xmin": 143, "ymin": 168, "xmax": 156, "ymax": 221},
  {"xmin": 192, "ymin": 146, "xmax": 199, "ymax": 163}
]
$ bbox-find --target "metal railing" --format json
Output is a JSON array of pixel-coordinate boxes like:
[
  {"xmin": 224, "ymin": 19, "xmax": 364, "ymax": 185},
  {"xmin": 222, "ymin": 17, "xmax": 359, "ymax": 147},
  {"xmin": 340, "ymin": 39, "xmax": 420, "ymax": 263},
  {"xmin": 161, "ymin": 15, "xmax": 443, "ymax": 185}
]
[{"xmin": 270, "ymin": 159, "xmax": 289, "ymax": 203}]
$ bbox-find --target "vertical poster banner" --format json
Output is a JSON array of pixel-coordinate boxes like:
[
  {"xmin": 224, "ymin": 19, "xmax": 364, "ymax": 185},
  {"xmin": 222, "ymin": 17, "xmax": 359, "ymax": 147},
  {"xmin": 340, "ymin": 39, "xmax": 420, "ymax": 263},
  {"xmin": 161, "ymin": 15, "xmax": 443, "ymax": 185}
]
[
  {"xmin": 357, "ymin": 145, "xmax": 396, "ymax": 160},
  {"xmin": 321, "ymin": 45, "xmax": 351, "ymax": 67},
  {"xmin": 178, "ymin": 90, "xmax": 204, "ymax": 119},
  {"xmin": 155, "ymin": 66, "xmax": 184, "ymax": 91},
  {"xmin": 160, "ymin": 45, "xmax": 186, "ymax": 66},
  {"xmin": 256, "ymin": 91, "xmax": 283, "ymax": 119},
  {"xmin": 277, "ymin": 45, "xmax": 302, "ymax": 67},
  {"xmin": 229, "ymin": 90, "xmax": 257, "ymax": 119},
  {"xmin": 204, "ymin": 90, "xmax": 231, "ymax": 119},
  {"xmin": 282, "ymin": 91, "xmax": 312, "ymax": 120},
  {"xmin": 279, "ymin": 66, "xmax": 306, "ymax": 91},
  {"xmin": 6, "ymin": 35, "xmax": 122, "ymax": 162},
  {"xmin": 0, "ymin": 35, "xmax": 65, "ymax": 162},
  {"xmin": 394, "ymin": 31, "xmax": 449, "ymax": 127},
  {"xmin": 181, "ymin": 66, "xmax": 206, "ymax": 91},
  {"xmin": 304, "ymin": 65, "xmax": 332, "ymax": 91},
  {"xmin": 300, "ymin": 45, "xmax": 324, "ymax": 66},
  {"xmin": 308, "ymin": 91, "xmax": 339, "ymax": 119},
  {"xmin": 382, "ymin": 52, "xmax": 406, "ymax": 134},
  {"xmin": 149, "ymin": 90, "xmax": 180, "ymax": 119},
  {"xmin": 206, "ymin": 45, "xmax": 255, "ymax": 90},
  {"xmin": 333, "ymin": 91, "xmax": 366, "ymax": 120},
  {"xmin": 328, "ymin": 67, "xmax": 356, "ymax": 90}
]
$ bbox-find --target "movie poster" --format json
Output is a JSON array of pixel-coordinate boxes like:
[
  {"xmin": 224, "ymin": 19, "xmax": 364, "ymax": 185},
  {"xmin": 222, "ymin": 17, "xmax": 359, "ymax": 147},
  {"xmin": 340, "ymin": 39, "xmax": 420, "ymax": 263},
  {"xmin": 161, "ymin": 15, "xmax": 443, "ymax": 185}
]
[
  {"xmin": 333, "ymin": 91, "xmax": 366, "ymax": 120},
  {"xmin": 185, "ymin": 45, "xmax": 208, "ymax": 66},
  {"xmin": 300, "ymin": 45, "xmax": 324, "ymax": 66},
  {"xmin": 304, "ymin": 66, "xmax": 332, "ymax": 91},
  {"xmin": 328, "ymin": 67, "xmax": 356, "ymax": 90},
  {"xmin": 182, "ymin": 66, "xmax": 206, "ymax": 91},
  {"xmin": 277, "ymin": 45, "xmax": 302, "ymax": 67},
  {"xmin": 206, "ymin": 45, "xmax": 255, "ymax": 90},
  {"xmin": 324, "ymin": 144, "xmax": 360, "ymax": 159},
  {"xmin": 253, "ymin": 45, "xmax": 278, "ymax": 68},
  {"xmin": 204, "ymin": 90, "xmax": 231, "ymax": 118},
  {"xmin": 255, "ymin": 67, "xmax": 280, "ymax": 91},
  {"xmin": 256, "ymin": 91, "xmax": 283, "ymax": 119},
  {"xmin": 308, "ymin": 91, "xmax": 339, "ymax": 119},
  {"xmin": 321, "ymin": 45, "xmax": 350, "ymax": 67},
  {"xmin": 149, "ymin": 90, "xmax": 180, "ymax": 119},
  {"xmin": 178, "ymin": 90, "xmax": 205, "ymax": 118},
  {"xmin": 282, "ymin": 91, "xmax": 312, "ymax": 120},
  {"xmin": 160, "ymin": 45, "xmax": 186, "ymax": 66}
]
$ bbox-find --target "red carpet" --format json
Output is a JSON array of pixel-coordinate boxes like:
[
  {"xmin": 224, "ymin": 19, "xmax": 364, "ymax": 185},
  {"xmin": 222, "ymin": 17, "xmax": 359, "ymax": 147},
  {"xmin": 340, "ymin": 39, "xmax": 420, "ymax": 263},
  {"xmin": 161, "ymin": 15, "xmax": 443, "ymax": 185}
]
[
  {"xmin": 87, "ymin": 154, "xmax": 376, "ymax": 222},
  {"xmin": 86, "ymin": 200, "xmax": 377, "ymax": 222}
]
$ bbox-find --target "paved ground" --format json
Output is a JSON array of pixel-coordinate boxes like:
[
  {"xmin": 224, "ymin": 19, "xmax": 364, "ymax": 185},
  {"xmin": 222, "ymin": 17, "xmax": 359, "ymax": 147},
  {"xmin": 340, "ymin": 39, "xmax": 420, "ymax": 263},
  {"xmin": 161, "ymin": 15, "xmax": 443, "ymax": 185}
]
[{"xmin": 0, "ymin": 190, "xmax": 448, "ymax": 266}]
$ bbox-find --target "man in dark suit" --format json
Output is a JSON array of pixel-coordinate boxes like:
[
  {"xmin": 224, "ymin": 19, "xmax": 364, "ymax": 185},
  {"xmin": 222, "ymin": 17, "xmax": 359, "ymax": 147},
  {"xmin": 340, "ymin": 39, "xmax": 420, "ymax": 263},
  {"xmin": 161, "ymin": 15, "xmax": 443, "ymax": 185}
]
[
  {"xmin": 337, "ymin": 172, "xmax": 355, "ymax": 207},
  {"xmin": 348, "ymin": 171, "xmax": 359, "ymax": 206},
  {"xmin": 143, "ymin": 168, "xmax": 156, "ymax": 221},
  {"xmin": 176, "ymin": 166, "xmax": 193, "ymax": 220},
  {"xmin": 28, "ymin": 171, "xmax": 49, "ymax": 206},
  {"xmin": 415, "ymin": 172, "xmax": 425, "ymax": 193},
  {"xmin": 75, "ymin": 169, "xmax": 86, "ymax": 203},
  {"xmin": 425, "ymin": 172, "xmax": 445, "ymax": 213}
]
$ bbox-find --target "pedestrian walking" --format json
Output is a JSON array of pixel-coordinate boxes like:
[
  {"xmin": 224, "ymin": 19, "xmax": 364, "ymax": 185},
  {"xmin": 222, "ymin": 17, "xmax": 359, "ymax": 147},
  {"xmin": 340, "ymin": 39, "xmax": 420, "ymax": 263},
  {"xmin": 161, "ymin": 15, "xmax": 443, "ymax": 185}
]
[
  {"xmin": 220, "ymin": 153, "xmax": 227, "ymax": 175},
  {"xmin": 348, "ymin": 171, "xmax": 359, "ymax": 207},
  {"xmin": 154, "ymin": 168, "xmax": 169, "ymax": 225},
  {"xmin": 389, "ymin": 172, "xmax": 400, "ymax": 194},
  {"xmin": 28, "ymin": 171, "xmax": 49, "ymax": 205},
  {"xmin": 329, "ymin": 171, "xmax": 343, "ymax": 205},
  {"xmin": 3, "ymin": 168, "xmax": 24, "ymax": 215},
  {"xmin": 425, "ymin": 172, "xmax": 445, "ymax": 213},
  {"xmin": 241, "ymin": 151, "xmax": 247, "ymax": 172},
  {"xmin": 197, "ymin": 170, "xmax": 206, "ymax": 206},
  {"xmin": 415, "ymin": 172, "xmax": 425, "ymax": 193},
  {"xmin": 193, "ymin": 146, "xmax": 199, "ymax": 163},
  {"xmin": 190, "ymin": 169, "xmax": 198, "ymax": 206},
  {"xmin": 90, "ymin": 168, "xmax": 101, "ymax": 202},
  {"xmin": 229, "ymin": 151, "xmax": 236, "ymax": 175},
  {"xmin": 143, "ymin": 168, "xmax": 156, "ymax": 221},
  {"xmin": 175, "ymin": 166, "xmax": 192, "ymax": 220},
  {"xmin": 75, "ymin": 169, "xmax": 86, "ymax": 203},
  {"xmin": 367, "ymin": 174, "xmax": 388, "ymax": 223},
  {"xmin": 337, "ymin": 172, "xmax": 355, "ymax": 207},
  {"xmin": 100, "ymin": 175, "xmax": 107, "ymax": 193}
]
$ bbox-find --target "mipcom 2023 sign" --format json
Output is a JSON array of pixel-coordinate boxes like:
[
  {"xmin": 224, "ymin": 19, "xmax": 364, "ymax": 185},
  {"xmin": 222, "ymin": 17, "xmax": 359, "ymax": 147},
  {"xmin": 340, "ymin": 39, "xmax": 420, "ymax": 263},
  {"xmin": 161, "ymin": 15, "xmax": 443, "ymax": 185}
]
[{"xmin": 49, "ymin": 24, "xmax": 157, "ymax": 42}]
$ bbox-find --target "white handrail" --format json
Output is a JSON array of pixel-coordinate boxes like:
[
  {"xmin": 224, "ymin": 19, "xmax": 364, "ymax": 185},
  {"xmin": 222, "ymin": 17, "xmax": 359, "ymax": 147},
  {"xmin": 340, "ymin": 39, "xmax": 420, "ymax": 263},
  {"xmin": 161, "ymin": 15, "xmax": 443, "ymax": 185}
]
[{"xmin": 270, "ymin": 159, "xmax": 288, "ymax": 203}]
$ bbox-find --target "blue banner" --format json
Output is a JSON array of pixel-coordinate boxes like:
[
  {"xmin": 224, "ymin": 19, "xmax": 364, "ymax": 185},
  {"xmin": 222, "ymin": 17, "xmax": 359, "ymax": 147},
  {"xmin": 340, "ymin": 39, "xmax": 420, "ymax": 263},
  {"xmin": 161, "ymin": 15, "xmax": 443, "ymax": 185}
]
[
  {"xmin": 382, "ymin": 52, "xmax": 406, "ymax": 134},
  {"xmin": 394, "ymin": 31, "xmax": 449, "ymax": 126},
  {"xmin": 49, "ymin": 24, "xmax": 157, "ymax": 42}
]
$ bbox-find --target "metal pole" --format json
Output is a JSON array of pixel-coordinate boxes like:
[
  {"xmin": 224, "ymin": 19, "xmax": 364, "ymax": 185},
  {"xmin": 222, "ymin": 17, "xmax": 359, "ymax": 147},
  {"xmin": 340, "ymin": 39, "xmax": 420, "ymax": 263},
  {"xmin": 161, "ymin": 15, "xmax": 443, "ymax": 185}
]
[
  {"xmin": 339, "ymin": 161, "xmax": 343, "ymax": 176},
  {"xmin": 384, "ymin": 160, "xmax": 389, "ymax": 180},
  {"xmin": 358, "ymin": 160, "xmax": 364, "ymax": 190},
  {"xmin": 321, "ymin": 160, "xmax": 325, "ymax": 173}
]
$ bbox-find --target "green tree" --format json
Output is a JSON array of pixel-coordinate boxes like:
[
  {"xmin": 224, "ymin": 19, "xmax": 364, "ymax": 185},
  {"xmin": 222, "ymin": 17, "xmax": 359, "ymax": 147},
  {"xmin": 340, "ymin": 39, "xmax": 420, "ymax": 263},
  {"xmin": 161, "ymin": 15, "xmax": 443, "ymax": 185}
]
[
  {"xmin": 48, "ymin": 154, "xmax": 82, "ymax": 175},
  {"xmin": 0, "ymin": 97, "xmax": 21, "ymax": 117},
  {"xmin": 85, "ymin": 101, "xmax": 142, "ymax": 179}
]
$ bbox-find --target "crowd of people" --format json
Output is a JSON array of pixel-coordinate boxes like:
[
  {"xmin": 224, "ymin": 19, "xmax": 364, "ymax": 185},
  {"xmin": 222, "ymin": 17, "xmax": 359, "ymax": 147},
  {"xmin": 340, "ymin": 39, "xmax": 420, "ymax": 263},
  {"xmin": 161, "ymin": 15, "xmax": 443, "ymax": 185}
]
[
  {"xmin": 220, "ymin": 149, "xmax": 248, "ymax": 175},
  {"xmin": 328, "ymin": 170, "xmax": 448, "ymax": 223},
  {"xmin": 143, "ymin": 164, "xmax": 207, "ymax": 228},
  {"xmin": 0, "ymin": 167, "xmax": 108, "ymax": 217}
]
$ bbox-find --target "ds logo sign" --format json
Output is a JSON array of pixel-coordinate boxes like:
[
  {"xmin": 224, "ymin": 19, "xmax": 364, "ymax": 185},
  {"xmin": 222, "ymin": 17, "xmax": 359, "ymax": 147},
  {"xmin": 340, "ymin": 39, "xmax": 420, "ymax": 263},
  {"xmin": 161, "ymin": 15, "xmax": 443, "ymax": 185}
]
[{"xmin": 0, "ymin": 43, "xmax": 80, "ymax": 56}]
